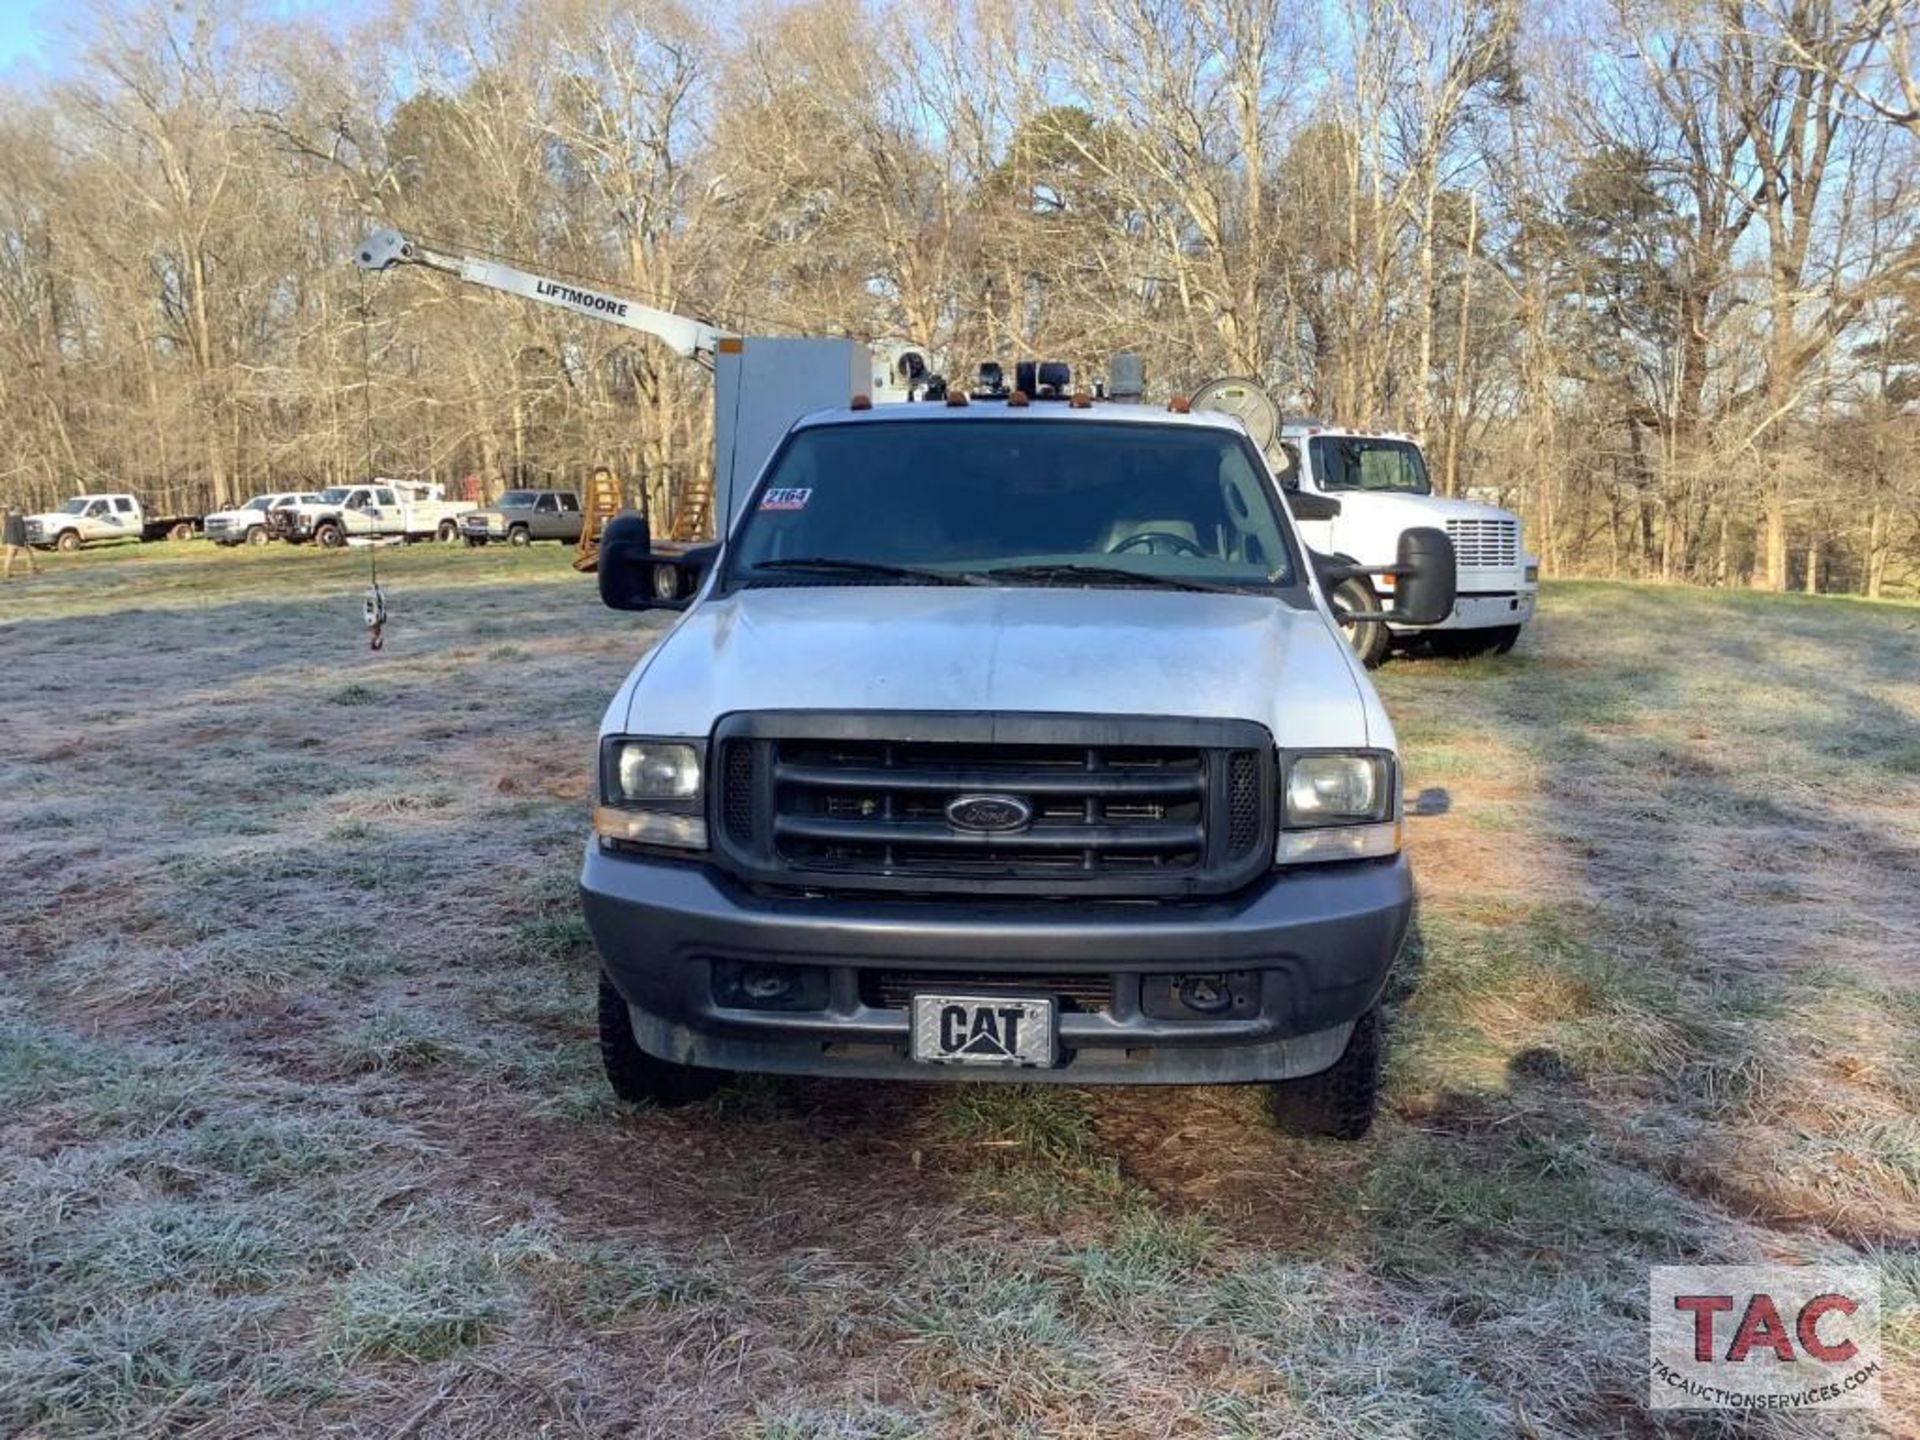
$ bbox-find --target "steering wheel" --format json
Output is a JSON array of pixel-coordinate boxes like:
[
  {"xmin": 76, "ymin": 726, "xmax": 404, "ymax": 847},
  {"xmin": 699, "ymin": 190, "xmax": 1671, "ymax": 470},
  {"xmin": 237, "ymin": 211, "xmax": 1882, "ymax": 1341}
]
[{"xmin": 1109, "ymin": 529, "xmax": 1209, "ymax": 558}]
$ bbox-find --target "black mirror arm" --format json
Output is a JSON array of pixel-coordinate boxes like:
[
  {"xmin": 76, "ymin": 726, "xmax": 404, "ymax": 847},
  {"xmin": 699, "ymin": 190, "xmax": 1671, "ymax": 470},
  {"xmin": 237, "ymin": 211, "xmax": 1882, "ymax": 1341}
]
[{"xmin": 1314, "ymin": 559, "xmax": 1411, "ymax": 586}]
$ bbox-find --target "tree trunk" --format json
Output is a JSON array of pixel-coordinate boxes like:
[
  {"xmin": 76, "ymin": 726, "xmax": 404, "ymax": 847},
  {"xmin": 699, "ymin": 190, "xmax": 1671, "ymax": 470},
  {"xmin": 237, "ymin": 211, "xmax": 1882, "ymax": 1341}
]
[{"xmin": 1764, "ymin": 504, "xmax": 1789, "ymax": 592}]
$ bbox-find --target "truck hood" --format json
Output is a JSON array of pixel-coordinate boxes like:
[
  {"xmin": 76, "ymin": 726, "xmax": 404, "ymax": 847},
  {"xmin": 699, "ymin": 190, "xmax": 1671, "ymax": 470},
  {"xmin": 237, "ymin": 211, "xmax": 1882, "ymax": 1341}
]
[
  {"xmin": 613, "ymin": 585, "xmax": 1386, "ymax": 750},
  {"xmin": 1331, "ymin": 491, "xmax": 1517, "ymax": 528}
]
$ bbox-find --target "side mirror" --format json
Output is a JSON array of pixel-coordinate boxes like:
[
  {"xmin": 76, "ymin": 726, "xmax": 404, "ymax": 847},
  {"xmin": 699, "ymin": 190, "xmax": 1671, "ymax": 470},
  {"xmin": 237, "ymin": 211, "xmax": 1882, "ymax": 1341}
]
[
  {"xmin": 1313, "ymin": 526, "xmax": 1456, "ymax": 625},
  {"xmin": 598, "ymin": 511, "xmax": 715, "ymax": 612},
  {"xmin": 1389, "ymin": 526, "xmax": 1456, "ymax": 625}
]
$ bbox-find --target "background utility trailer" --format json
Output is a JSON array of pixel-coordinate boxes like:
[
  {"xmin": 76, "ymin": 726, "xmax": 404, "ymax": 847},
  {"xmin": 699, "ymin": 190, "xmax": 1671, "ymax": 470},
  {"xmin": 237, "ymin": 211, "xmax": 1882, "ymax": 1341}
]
[
  {"xmin": 24, "ymin": 493, "xmax": 204, "ymax": 551},
  {"xmin": 352, "ymin": 229, "xmax": 938, "ymax": 548}
]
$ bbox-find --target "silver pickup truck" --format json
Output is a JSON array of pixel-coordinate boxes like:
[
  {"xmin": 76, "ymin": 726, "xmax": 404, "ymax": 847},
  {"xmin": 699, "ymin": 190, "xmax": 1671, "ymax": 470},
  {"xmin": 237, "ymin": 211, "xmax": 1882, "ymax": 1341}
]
[{"xmin": 461, "ymin": 489, "xmax": 585, "ymax": 547}]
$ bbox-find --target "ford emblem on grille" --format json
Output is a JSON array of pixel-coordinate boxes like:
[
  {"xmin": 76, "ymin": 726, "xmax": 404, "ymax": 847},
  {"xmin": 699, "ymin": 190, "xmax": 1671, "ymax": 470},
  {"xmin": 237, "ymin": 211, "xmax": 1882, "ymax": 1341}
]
[{"xmin": 944, "ymin": 793, "xmax": 1033, "ymax": 834}]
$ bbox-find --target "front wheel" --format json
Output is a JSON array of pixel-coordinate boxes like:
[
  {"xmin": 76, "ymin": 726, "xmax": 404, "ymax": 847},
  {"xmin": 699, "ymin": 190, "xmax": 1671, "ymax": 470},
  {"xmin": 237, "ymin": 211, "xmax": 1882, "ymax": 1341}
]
[
  {"xmin": 1266, "ymin": 1008, "xmax": 1382, "ymax": 1141},
  {"xmin": 438, "ymin": 520, "xmax": 459, "ymax": 543},
  {"xmin": 245, "ymin": 525, "xmax": 269, "ymax": 546},
  {"xmin": 507, "ymin": 524, "xmax": 531, "ymax": 547},
  {"xmin": 1329, "ymin": 573, "xmax": 1389, "ymax": 669},
  {"xmin": 597, "ymin": 974, "xmax": 726, "ymax": 1107},
  {"xmin": 315, "ymin": 522, "xmax": 344, "ymax": 549},
  {"xmin": 54, "ymin": 530, "xmax": 81, "ymax": 553}
]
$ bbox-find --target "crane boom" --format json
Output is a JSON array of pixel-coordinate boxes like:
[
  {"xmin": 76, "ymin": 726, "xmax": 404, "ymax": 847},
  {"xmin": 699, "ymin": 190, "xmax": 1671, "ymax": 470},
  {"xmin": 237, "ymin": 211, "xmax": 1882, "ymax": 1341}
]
[{"xmin": 353, "ymin": 228, "xmax": 732, "ymax": 362}]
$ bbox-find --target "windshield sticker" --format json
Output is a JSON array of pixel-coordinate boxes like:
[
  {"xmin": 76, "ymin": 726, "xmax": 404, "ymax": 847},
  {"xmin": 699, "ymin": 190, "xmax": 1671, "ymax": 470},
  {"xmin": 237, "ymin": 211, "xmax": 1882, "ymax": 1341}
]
[{"xmin": 760, "ymin": 488, "xmax": 813, "ymax": 511}]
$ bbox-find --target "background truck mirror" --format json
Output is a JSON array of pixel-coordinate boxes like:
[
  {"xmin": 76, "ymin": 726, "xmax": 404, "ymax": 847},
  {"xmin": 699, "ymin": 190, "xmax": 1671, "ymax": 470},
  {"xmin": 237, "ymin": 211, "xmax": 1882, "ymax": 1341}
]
[
  {"xmin": 1287, "ymin": 490, "xmax": 1341, "ymax": 521},
  {"xmin": 1392, "ymin": 527, "xmax": 1456, "ymax": 625}
]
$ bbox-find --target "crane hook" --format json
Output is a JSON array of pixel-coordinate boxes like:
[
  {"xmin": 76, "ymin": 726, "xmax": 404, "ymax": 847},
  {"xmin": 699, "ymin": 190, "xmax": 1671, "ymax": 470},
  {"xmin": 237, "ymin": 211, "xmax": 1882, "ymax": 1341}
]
[{"xmin": 364, "ymin": 582, "xmax": 388, "ymax": 651}]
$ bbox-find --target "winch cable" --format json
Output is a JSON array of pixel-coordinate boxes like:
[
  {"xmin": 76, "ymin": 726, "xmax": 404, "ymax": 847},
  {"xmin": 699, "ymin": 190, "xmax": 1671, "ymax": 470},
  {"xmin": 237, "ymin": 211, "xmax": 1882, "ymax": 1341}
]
[{"xmin": 355, "ymin": 267, "xmax": 388, "ymax": 651}]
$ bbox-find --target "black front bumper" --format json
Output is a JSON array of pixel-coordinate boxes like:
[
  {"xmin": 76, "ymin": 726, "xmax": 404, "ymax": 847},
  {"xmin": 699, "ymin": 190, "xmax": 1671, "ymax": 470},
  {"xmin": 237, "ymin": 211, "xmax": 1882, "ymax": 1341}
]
[{"xmin": 580, "ymin": 845, "xmax": 1411, "ymax": 1084}]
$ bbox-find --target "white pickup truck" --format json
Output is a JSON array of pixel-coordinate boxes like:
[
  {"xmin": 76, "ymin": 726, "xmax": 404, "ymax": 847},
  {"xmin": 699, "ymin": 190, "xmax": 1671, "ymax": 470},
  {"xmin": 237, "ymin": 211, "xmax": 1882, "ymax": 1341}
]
[
  {"xmin": 577, "ymin": 371, "xmax": 1457, "ymax": 1139},
  {"xmin": 274, "ymin": 479, "xmax": 473, "ymax": 547},
  {"xmin": 24, "ymin": 493, "xmax": 204, "ymax": 551},
  {"xmin": 203, "ymin": 491, "xmax": 321, "ymax": 546}
]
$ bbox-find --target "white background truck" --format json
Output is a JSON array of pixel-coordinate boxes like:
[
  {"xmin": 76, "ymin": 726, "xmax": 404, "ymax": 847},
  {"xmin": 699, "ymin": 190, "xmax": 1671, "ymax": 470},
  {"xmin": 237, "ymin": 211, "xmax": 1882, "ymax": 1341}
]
[
  {"xmin": 1192, "ymin": 381, "xmax": 1537, "ymax": 665},
  {"xmin": 576, "ymin": 379, "xmax": 1458, "ymax": 1140},
  {"xmin": 203, "ymin": 491, "xmax": 321, "ymax": 546},
  {"xmin": 24, "ymin": 493, "xmax": 204, "ymax": 551},
  {"xmin": 275, "ymin": 479, "xmax": 474, "ymax": 547}
]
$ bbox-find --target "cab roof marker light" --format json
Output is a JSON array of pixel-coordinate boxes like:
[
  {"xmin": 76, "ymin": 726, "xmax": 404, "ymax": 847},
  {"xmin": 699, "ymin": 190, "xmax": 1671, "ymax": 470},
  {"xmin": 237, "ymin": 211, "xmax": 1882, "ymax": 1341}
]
[
  {"xmin": 946, "ymin": 391, "xmax": 970, "ymax": 407},
  {"xmin": 1007, "ymin": 390, "xmax": 1030, "ymax": 408},
  {"xmin": 1069, "ymin": 391, "xmax": 1092, "ymax": 409},
  {"xmin": 1168, "ymin": 396, "xmax": 1192, "ymax": 413},
  {"xmin": 850, "ymin": 394, "xmax": 873, "ymax": 411}
]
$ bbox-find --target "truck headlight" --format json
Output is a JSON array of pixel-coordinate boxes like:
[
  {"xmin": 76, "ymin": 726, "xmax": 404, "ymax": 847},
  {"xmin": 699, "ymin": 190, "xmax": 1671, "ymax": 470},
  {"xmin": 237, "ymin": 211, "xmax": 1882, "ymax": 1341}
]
[
  {"xmin": 1279, "ymin": 751, "xmax": 1399, "ymax": 864},
  {"xmin": 594, "ymin": 737, "xmax": 706, "ymax": 849}
]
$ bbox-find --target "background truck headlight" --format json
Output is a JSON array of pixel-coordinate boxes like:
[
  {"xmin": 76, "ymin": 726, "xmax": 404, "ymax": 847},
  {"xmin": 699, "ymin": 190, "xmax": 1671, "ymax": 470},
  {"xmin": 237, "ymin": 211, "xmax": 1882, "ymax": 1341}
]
[
  {"xmin": 595, "ymin": 737, "xmax": 706, "ymax": 849},
  {"xmin": 1279, "ymin": 751, "xmax": 1400, "ymax": 864}
]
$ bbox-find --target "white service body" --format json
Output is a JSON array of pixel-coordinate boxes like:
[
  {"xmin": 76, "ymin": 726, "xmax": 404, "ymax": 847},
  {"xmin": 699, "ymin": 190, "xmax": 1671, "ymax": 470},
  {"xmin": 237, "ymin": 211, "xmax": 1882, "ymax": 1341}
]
[
  {"xmin": 711, "ymin": 338, "xmax": 871, "ymax": 532},
  {"xmin": 277, "ymin": 479, "xmax": 475, "ymax": 546}
]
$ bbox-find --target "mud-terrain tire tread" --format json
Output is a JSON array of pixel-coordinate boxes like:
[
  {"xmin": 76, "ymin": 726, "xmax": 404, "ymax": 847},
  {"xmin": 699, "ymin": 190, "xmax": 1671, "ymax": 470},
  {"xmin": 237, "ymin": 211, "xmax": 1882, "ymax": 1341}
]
[
  {"xmin": 1266, "ymin": 1007, "xmax": 1382, "ymax": 1141},
  {"xmin": 597, "ymin": 973, "xmax": 725, "ymax": 1107}
]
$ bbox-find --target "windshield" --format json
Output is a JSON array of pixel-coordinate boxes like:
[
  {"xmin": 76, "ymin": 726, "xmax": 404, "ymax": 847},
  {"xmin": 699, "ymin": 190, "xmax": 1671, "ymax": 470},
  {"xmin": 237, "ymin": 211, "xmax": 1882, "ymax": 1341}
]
[
  {"xmin": 727, "ymin": 420, "xmax": 1298, "ymax": 589},
  {"xmin": 1308, "ymin": 436, "xmax": 1431, "ymax": 495},
  {"xmin": 242, "ymin": 496, "xmax": 273, "ymax": 511},
  {"xmin": 58, "ymin": 499, "xmax": 88, "ymax": 514},
  {"xmin": 317, "ymin": 488, "xmax": 351, "ymax": 503},
  {"xmin": 499, "ymin": 490, "xmax": 539, "ymax": 507}
]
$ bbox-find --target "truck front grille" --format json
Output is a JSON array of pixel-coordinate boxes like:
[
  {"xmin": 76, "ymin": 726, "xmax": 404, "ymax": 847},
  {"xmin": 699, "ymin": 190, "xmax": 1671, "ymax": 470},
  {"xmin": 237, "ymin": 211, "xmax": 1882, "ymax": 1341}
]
[
  {"xmin": 712, "ymin": 714, "xmax": 1273, "ymax": 898},
  {"xmin": 1445, "ymin": 518, "xmax": 1519, "ymax": 568},
  {"xmin": 861, "ymin": 969, "xmax": 1113, "ymax": 1014}
]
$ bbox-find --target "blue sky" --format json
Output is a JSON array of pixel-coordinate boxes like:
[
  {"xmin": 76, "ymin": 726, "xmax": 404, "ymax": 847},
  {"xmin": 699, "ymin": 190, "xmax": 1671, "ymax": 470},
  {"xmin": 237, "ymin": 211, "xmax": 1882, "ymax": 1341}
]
[
  {"xmin": 0, "ymin": 1, "xmax": 350, "ymax": 83},
  {"xmin": 0, "ymin": 3, "xmax": 56, "ymax": 76}
]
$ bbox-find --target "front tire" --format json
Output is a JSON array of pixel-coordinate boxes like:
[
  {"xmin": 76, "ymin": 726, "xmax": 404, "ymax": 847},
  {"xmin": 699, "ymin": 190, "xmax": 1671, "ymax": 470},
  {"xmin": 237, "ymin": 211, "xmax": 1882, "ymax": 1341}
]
[
  {"xmin": 1329, "ymin": 572, "xmax": 1390, "ymax": 669},
  {"xmin": 507, "ymin": 524, "xmax": 531, "ymax": 548},
  {"xmin": 245, "ymin": 525, "xmax": 268, "ymax": 546},
  {"xmin": 438, "ymin": 520, "xmax": 459, "ymax": 543},
  {"xmin": 1266, "ymin": 1008, "xmax": 1382, "ymax": 1141},
  {"xmin": 315, "ymin": 522, "xmax": 344, "ymax": 549},
  {"xmin": 597, "ymin": 974, "xmax": 725, "ymax": 1108},
  {"xmin": 54, "ymin": 530, "xmax": 81, "ymax": 553}
]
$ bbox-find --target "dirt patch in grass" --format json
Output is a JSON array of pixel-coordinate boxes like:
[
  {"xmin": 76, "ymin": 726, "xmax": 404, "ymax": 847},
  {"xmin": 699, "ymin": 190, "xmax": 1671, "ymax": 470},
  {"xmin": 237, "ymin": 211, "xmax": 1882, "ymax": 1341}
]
[{"xmin": 2, "ymin": 552, "xmax": 1915, "ymax": 1437}]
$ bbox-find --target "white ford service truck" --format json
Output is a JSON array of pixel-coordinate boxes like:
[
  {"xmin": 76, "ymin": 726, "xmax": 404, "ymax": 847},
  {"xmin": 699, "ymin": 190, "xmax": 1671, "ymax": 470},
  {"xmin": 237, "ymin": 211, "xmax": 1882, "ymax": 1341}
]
[
  {"xmin": 577, "ymin": 375, "xmax": 1456, "ymax": 1138},
  {"xmin": 275, "ymin": 479, "xmax": 474, "ymax": 547}
]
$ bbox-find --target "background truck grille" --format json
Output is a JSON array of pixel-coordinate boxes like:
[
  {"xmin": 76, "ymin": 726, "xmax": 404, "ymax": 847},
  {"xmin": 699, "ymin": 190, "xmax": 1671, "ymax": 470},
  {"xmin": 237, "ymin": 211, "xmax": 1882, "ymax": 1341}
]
[
  {"xmin": 713, "ymin": 715, "xmax": 1273, "ymax": 898},
  {"xmin": 1444, "ymin": 518, "xmax": 1519, "ymax": 568}
]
